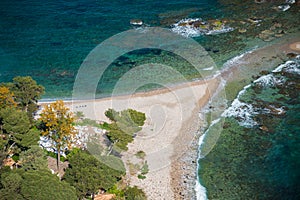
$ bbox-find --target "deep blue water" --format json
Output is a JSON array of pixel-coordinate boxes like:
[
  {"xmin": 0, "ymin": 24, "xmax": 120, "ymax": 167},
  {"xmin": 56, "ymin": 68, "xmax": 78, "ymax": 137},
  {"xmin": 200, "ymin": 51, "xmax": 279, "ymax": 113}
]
[{"xmin": 0, "ymin": 0, "xmax": 223, "ymax": 98}]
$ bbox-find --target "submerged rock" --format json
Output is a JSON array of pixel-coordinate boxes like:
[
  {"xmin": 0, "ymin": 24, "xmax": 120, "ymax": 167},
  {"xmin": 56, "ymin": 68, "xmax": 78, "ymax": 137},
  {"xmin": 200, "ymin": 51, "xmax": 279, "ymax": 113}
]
[
  {"xmin": 238, "ymin": 28, "xmax": 247, "ymax": 33},
  {"xmin": 247, "ymin": 17, "xmax": 262, "ymax": 24},
  {"xmin": 259, "ymin": 125, "xmax": 269, "ymax": 132},
  {"xmin": 286, "ymin": 52, "xmax": 298, "ymax": 59},
  {"xmin": 258, "ymin": 30, "xmax": 275, "ymax": 41}
]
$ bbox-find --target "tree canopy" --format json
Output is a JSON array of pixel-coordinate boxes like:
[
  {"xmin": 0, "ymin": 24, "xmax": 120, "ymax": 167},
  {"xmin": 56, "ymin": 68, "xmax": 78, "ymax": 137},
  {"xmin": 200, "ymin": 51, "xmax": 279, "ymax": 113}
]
[
  {"xmin": 0, "ymin": 86, "xmax": 17, "ymax": 109},
  {"xmin": 124, "ymin": 186, "xmax": 147, "ymax": 200},
  {"xmin": 63, "ymin": 150, "xmax": 124, "ymax": 199},
  {"xmin": 39, "ymin": 100, "xmax": 77, "ymax": 170},
  {"xmin": 6, "ymin": 76, "xmax": 44, "ymax": 119},
  {"xmin": 19, "ymin": 145, "xmax": 48, "ymax": 171},
  {"xmin": 0, "ymin": 107, "xmax": 39, "ymax": 155},
  {"xmin": 0, "ymin": 77, "xmax": 147, "ymax": 200},
  {"xmin": 0, "ymin": 169, "xmax": 77, "ymax": 200},
  {"xmin": 103, "ymin": 109, "xmax": 146, "ymax": 152}
]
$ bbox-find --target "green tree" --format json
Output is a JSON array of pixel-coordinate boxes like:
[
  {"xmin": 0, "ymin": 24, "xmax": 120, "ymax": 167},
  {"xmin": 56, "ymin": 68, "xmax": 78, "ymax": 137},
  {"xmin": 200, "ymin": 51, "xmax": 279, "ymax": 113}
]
[
  {"xmin": 19, "ymin": 145, "xmax": 48, "ymax": 171},
  {"xmin": 127, "ymin": 109, "xmax": 146, "ymax": 127},
  {"xmin": 105, "ymin": 108, "xmax": 119, "ymax": 122},
  {"xmin": 63, "ymin": 150, "xmax": 124, "ymax": 200},
  {"xmin": 105, "ymin": 122, "xmax": 134, "ymax": 151},
  {"xmin": 21, "ymin": 170, "xmax": 77, "ymax": 200},
  {"xmin": 39, "ymin": 100, "xmax": 77, "ymax": 170},
  {"xmin": 0, "ymin": 171, "xmax": 24, "ymax": 200},
  {"xmin": 0, "ymin": 169, "xmax": 77, "ymax": 200},
  {"xmin": 9, "ymin": 76, "xmax": 44, "ymax": 118},
  {"xmin": 0, "ymin": 108, "xmax": 30, "ymax": 135},
  {"xmin": 103, "ymin": 109, "xmax": 146, "ymax": 152},
  {"xmin": 124, "ymin": 186, "xmax": 147, "ymax": 200},
  {"xmin": 0, "ymin": 108, "xmax": 38, "ymax": 156}
]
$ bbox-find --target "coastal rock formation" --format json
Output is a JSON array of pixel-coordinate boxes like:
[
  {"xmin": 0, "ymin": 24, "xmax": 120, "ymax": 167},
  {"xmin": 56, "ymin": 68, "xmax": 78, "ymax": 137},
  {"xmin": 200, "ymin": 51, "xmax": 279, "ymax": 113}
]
[
  {"xmin": 258, "ymin": 23, "xmax": 285, "ymax": 42},
  {"xmin": 171, "ymin": 18, "xmax": 234, "ymax": 37},
  {"xmin": 130, "ymin": 19, "xmax": 143, "ymax": 26}
]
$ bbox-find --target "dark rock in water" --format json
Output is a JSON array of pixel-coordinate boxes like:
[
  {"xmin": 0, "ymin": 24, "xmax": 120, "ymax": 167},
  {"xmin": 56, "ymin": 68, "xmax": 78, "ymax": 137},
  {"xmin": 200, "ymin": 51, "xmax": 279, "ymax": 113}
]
[
  {"xmin": 259, "ymin": 125, "xmax": 269, "ymax": 132},
  {"xmin": 259, "ymin": 70, "xmax": 270, "ymax": 75},
  {"xmin": 286, "ymin": 52, "xmax": 298, "ymax": 58},
  {"xmin": 152, "ymin": 49, "xmax": 162, "ymax": 55}
]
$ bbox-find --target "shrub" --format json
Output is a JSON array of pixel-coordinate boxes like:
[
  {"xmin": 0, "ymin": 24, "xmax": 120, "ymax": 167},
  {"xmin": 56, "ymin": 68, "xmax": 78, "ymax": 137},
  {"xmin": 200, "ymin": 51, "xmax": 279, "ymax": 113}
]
[
  {"xmin": 124, "ymin": 186, "xmax": 146, "ymax": 200},
  {"xmin": 135, "ymin": 151, "xmax": 146, "ymax": 159},
  {"xmin": 137, "ymin": 174, "xmax": 146, "ymax": 180},
  {"xmin": 140, "ymin": 161, "xmax": 149, "ymax": 175}
]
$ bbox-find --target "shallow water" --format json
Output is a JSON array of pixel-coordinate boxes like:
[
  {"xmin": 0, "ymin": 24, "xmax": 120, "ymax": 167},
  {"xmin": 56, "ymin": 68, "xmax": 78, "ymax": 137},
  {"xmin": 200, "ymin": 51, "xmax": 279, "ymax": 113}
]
[{"xmin": 199, "ymin": 56, "xmax": 300, "ymax": 199}]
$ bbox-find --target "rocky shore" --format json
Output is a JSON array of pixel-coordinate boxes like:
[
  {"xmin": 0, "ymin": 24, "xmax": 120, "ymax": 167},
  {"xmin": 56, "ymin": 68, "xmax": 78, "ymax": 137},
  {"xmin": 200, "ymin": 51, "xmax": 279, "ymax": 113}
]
[{"xmin": 169, "ymin": 34, "xmax": 299, "ymax": 199}]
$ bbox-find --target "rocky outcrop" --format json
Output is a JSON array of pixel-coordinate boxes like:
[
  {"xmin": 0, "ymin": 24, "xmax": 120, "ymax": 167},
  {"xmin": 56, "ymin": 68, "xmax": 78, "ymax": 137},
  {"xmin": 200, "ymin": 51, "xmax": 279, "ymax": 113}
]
[{"xmin": 130, "ymin": 19, "xmax": 143, "ymax": 26}]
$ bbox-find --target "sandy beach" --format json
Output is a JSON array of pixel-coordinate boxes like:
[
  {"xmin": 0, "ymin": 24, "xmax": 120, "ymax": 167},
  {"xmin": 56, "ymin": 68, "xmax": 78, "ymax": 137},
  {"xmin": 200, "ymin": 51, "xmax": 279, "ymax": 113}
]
[
  {"xmin": 38, "ymin": 36, "xmax": 299, "ymax": 200},
  {"xmin": 67, "ymin": 77, "xmax": 220, "ymax": 200}
]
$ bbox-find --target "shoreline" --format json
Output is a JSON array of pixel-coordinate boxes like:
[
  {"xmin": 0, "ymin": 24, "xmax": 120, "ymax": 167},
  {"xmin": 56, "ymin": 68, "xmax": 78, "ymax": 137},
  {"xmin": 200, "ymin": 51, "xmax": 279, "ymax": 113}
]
[
  {"xmin": 37, "ymin": 35, "xmax": 299, "ymax": 199},
  {"xmin": 67, "ymin": 77, "xmax": 221, "ymax": 200},
  {"xmin": 173, "ymin": 35, "xmax": 300, "ymax": 200}
]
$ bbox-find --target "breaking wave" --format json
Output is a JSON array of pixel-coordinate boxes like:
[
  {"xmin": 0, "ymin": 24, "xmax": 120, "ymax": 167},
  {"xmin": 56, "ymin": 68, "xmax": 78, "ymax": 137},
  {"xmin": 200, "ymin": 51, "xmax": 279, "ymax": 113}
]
[{"xmin": 171, "ymin": 18, "xmax": 234, "ymax": 38}]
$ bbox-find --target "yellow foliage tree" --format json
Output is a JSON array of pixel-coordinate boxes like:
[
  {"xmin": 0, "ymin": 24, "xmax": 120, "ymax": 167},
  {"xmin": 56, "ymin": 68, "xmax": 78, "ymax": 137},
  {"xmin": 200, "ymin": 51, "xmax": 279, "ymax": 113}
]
[
  {"xmin": 40, "ymin": 100, "xmax": 77, "ymax": 170},
  {"xmin": 0, "ymin": 86, "xmax": 17, "ymax": 108}
]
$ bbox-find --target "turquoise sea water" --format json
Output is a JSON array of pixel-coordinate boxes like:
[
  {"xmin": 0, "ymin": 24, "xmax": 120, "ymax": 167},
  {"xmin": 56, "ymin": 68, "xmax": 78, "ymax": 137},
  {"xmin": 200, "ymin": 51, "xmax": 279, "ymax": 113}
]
[
  {"xmin": 3, "ymin": 0, "xmax": 294, "ymax": 98},
  {"xmin": 0, "ymin": 0, "xmax": 224, "ymax": 98}
]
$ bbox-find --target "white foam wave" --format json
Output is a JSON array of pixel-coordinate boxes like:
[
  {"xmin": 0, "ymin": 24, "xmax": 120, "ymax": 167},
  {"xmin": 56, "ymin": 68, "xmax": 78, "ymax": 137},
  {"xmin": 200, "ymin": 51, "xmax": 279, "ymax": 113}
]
[
  {"xmin": 222, "ymin": 99, "xmax": 258, "ymax": 127},
  {"xmin": 171, "ymin": 18, "xmax": 234, "ymax": 38},
  {"xmin": 237, "ymin": 84, "xmax": 251, "ymax": 98},
  {"xmin": 272, "ymin": 61, "xmax": 294, "ymax": 72},
  {"xmin": 202, "ymin": 66, "xmax": 214, "ymax": 71},
  {"xmin": 205, "ymin": 27, "xmax": 235, "ymax": 35},
  {"xmin": 278, "ymin": 5, "xmax": 291, "ymax": 11},
  {"xmin": 286, "ymin": 0, "xmax": 295, "ymax": 4},
  {"xmin": 254, "ymin": 74, "xmax": 285, "ymax": 87},
  {"xmin": 272, "ymin": 56, "xmax": 300, "ymax": 75},
  {"xmin": 223, "ymin": 48, "xmax": 256, "ymax": 68},
  {"xmin": 195, "ymin": 131, "xmax": 208, "ymax": 200},
  {"xmin": 171, "ymin": 18, "xmax": 203, "ymax": 38},
  {"xmin": 195, "ymin": 180, "xmax": 208, "ymax": 200},
  {"xmin": 269, "ymin": 105, "xmax": 286, "ymax": 115}
]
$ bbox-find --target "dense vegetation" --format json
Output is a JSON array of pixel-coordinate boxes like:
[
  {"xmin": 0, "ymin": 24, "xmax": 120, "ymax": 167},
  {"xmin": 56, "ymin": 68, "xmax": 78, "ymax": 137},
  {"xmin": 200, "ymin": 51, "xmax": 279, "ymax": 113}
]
[
  {"xmin": 102, "ymin": 108, "xmax": 146, "ymax": 152},
  {"xmin": 0, "ymin": 77, "xmax": 147, "ymax": 200}
]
